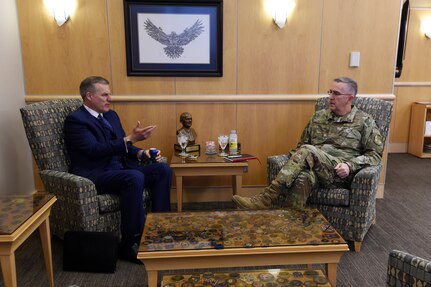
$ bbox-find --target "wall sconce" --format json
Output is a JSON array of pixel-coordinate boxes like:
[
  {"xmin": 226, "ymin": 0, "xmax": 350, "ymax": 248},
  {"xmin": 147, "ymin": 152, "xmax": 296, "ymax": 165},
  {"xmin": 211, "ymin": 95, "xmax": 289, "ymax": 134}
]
[
  {"xmin": 421, "ymin": 18, "xmax": 431, "ymax": 39},
  {"xmin": 44, "ymin": 0, "xmax": 76, "ymax": 27},
  {"xmin": 271, "ymin": 0, "xmax": 296, "ymax": 29},
  {"xmin": 54, "ymin": 6, "xmax": 70, "ymax": 26}
]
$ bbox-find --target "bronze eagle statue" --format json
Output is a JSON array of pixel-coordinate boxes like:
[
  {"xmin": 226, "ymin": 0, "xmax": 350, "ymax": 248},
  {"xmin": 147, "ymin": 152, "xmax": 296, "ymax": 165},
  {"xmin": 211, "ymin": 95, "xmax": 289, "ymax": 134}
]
[{"xmin": 144, "ymin": 18, "xmax": 205, "ymax": 59}]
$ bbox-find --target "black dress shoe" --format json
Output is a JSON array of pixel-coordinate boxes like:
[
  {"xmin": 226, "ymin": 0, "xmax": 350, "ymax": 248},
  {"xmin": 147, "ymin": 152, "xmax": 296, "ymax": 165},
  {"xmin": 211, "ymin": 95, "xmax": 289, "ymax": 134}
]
[{"xmin": 118, "ymin": 242, "xmax": 143, "ymax": 265}]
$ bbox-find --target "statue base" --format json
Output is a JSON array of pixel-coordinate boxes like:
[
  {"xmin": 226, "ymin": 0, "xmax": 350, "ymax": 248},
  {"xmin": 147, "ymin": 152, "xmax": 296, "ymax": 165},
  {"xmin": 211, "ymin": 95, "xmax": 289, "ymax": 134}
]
[{"xmin": 174, "ymin": 143, "xmax": 200, "ymax": 153}]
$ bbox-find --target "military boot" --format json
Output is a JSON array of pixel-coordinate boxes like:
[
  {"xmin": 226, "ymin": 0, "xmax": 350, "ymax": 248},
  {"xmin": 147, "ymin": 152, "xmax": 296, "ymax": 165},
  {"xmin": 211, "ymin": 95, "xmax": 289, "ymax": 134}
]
[{"xmin": 232, "ymin": 182, "xmax": 280, "ymax": 209}]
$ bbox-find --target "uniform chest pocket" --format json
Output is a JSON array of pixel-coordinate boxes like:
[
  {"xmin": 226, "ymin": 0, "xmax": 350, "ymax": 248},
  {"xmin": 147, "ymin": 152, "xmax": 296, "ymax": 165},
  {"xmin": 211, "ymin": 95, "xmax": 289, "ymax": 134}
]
[
  {"xmin": 310, "ymin": 123, "xmax": 330, "ymax": 140},
  {"xmin": 341, "ymin": 127, "xmax": 361, "ymax": 139}
]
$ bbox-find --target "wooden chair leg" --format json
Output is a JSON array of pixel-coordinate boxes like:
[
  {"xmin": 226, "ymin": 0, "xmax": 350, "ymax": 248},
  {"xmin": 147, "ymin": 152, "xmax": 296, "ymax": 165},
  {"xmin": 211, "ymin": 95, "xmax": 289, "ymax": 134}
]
[{"xmin": 354, "ymin": 241, "xmax": 362, "ymax": 252}]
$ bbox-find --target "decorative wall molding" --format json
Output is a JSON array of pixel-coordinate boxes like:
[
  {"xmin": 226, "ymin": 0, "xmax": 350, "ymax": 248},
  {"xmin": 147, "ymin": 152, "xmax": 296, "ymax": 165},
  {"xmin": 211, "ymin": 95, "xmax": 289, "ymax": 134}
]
[
  {"xmin": 394, "ymin": 82, "xmax": 431, "ymax": 87},
  {"xmin": 25, "ymin": 94, "xmax": 395, "ymax": 103}
]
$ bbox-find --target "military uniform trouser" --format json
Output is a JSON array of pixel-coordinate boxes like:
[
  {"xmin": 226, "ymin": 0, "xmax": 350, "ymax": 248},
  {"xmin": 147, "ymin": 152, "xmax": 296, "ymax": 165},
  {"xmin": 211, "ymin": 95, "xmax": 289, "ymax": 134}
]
[{"xmin": 264, "ymin": 144, "xmax": 354, "ymax": 202}]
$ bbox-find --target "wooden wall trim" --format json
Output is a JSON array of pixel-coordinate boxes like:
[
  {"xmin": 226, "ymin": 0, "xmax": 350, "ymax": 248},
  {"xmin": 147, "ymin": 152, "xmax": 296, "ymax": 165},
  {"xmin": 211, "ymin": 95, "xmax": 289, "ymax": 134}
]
[
  {"xmin": 25, "ymin": 94, "xmax": 395, "ymax": 103},
  {"xmin": 410, "ymin": 7, "xmax": 431, "ymax": 10},
  {"xmin": 394, "ymin": 82, "xmax": 431, "ymax": 87}
]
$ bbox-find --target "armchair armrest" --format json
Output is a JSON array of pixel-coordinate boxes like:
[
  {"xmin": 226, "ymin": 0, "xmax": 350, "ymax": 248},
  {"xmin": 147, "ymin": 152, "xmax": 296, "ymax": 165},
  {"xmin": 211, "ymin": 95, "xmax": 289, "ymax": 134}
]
[
  {"xmin": 40, "ymin": 170, "xmax": 98, "ymax": 200},
  {"xmin": 39, "ymin": 170, "xmax": 100, "ymax": 234},
  {"xmin": 387, "ymin": 250, "xmax": 431, "ymax": 286},
  {"xmin": 350, "ymin": 164, "xmax": 382, "ymax": 207},
  {"xmin": 267, "ymin": 154, "xmax": 290, "ymax": 184}
]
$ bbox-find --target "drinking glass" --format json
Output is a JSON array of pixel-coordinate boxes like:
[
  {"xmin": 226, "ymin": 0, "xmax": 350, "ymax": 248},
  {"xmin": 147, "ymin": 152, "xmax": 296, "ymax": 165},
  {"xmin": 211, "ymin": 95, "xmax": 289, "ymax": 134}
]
[
  {"xmin": 177, "ymin": 133, "xmax": 188, "ymax": 157},
  {"xmin": 217, "ymin": 135, "xmax": 229, "ymax": 157}
]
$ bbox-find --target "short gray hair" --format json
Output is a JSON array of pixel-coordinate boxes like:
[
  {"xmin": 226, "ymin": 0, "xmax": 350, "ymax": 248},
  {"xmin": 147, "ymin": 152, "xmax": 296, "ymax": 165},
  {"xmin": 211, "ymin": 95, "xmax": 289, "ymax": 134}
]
[
  {"xmin": 334, "ymin": 77, "xmax": 358, "ymax": 96},
  {"xmin": 79, "ymin": 76, "xmax": 110, "ymax": 99}
]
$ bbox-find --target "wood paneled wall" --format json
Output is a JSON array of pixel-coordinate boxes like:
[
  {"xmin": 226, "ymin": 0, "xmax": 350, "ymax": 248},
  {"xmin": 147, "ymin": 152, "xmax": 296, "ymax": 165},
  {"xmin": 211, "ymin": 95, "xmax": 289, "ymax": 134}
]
[
  {"xmin": 18, "ymin": 0, "xmax": 401, "ymax": 197},
  {"xmin": 392, "ymin": 2, "xmax": 431, "ymax": 152}
]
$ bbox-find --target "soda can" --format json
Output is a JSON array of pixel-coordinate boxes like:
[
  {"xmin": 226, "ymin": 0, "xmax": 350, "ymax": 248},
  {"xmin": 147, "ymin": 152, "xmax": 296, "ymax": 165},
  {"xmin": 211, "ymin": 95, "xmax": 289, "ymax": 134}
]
[{"xmin": 149, "ymin": 148, "xmax": 158, "ymax": 164}]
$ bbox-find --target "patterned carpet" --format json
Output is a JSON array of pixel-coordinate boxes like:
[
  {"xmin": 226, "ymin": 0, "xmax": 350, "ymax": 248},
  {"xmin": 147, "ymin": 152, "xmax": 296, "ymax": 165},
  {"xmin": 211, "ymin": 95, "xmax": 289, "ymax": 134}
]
[{"xmin": 1, "ymin": 153, "xmax": 430, "ymax": 287}]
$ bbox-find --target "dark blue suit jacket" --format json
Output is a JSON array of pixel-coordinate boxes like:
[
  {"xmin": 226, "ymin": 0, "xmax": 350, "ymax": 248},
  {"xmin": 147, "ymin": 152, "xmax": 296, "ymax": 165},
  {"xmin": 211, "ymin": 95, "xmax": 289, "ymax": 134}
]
[{"xmin": 64, "ymin": 106, "xmax": 141, "ymax": 182}]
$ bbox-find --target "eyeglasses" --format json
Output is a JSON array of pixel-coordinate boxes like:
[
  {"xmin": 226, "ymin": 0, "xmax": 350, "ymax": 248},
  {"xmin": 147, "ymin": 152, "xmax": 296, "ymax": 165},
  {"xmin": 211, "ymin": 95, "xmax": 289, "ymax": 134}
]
[{"xmin": 327, "ymin": 89, "xmax": 352, "ymax": 97}]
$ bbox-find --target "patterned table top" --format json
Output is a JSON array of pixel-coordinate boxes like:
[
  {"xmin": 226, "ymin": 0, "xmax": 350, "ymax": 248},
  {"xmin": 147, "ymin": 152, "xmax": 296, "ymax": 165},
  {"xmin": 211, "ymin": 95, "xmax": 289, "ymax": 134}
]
[
  {"xmin": 141, "ymin": 208, "xmax": 345, "ymax": 252},
  {"xmin": 0, "ymin": 192, "xmax": 54, "ymax": 234}
]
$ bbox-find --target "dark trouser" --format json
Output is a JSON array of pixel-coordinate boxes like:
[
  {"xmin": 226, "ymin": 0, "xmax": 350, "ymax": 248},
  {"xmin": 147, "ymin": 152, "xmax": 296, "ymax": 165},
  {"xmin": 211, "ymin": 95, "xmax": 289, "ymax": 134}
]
[{"xmin": 94, "ymin": 162, "xmax": 172, "ymax": 239}]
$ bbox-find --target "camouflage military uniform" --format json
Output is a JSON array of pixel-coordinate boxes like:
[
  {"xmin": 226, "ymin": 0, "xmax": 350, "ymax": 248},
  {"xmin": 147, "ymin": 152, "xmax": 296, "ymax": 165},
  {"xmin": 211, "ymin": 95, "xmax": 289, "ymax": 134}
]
[{"xmin": 263, "ymin": 106, "xmax": 384, "ymax": 207}]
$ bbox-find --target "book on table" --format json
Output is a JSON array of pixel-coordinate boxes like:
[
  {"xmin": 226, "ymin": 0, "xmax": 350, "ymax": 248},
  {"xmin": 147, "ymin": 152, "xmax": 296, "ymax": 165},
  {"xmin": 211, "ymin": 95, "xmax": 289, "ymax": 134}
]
[{"xmin": 224, "ymin": 153, "xmax": 261, "ymax": 164}]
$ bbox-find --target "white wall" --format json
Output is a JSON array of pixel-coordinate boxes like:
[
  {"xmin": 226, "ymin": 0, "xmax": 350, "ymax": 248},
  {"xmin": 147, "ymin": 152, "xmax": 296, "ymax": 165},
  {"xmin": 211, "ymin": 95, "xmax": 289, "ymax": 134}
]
[{"xmin": 0, "ymin": 0, "xmax": 35, "ymax": 195}]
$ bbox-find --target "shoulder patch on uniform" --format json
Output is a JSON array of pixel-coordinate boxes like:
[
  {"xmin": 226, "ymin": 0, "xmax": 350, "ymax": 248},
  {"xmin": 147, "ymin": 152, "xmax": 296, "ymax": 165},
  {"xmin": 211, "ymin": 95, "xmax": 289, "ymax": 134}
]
[{"xmin": 374, "ymin": 134, "xmax": 383, "ymax": 145}]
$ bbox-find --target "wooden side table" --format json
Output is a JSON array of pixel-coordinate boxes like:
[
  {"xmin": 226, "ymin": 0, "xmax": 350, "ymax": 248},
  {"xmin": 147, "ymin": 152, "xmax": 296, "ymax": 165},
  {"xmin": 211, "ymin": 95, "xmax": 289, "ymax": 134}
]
[
  {"xmin": 170, "ymin": 153, "xmax": 248, "ymax": 211},
  {"xmin": 0, "ymin": 192, "xmax": 57, "ymax": 287},
  {"xmin": 408, "ymin": 102, "xmax": 431, "ymax": 158}
]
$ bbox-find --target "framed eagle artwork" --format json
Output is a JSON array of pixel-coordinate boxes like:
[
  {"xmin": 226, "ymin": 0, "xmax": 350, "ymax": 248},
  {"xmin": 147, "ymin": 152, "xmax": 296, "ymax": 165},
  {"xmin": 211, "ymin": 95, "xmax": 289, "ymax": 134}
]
[{"xmin": 124, "ymin": 0, "xmax": 223, "ymax": 77}]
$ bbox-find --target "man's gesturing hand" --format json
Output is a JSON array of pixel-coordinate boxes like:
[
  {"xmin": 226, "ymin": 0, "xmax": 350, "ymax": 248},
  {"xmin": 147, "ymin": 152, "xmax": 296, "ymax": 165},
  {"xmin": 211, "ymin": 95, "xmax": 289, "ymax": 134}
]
[{"xmin": 129, "ymin": 121, "xmax": 157, "ymax": 143}]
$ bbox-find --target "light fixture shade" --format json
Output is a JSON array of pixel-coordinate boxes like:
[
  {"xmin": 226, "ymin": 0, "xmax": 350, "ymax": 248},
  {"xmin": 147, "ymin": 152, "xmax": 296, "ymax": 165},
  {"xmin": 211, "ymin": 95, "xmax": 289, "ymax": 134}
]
[
  {"xmin": 272, "ymin": 0, "xmax": 296, "ymax": 29},
  {"xmin": 422, "ymin": 18, "xmax": 431, "ymax": 39},
  {"xmin": 274, "ymin": 10, "xmax": 288, "ymax": 29},
  {"xmin": 54, "ymin": 8, "xmax": 69, "ymax": 26},
  {"xmin": 44, "ymin": 0, "xmax": 75, "ymax": 26}
]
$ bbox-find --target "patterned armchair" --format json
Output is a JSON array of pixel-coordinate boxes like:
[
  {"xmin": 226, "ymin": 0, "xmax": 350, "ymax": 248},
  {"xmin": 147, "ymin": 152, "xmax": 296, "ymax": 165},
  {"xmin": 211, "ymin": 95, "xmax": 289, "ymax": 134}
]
[
  {"xmin": 20, "ymin": 99, "xmax": 158, "ymax": 239},
  {"xmin": 267, "ymin": 97, "xmax": 393, "ymax": 252},
  {"xmin": 386, "ymin": 250, "xmax": 431, "ymax": 286}
]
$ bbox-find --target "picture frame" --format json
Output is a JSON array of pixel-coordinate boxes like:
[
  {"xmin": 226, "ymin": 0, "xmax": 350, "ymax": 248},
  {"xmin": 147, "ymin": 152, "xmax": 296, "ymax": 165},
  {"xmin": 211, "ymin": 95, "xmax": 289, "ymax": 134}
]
[{"xmin": 123, "ymin": 0, "xmax": 223, "ymax": 77}]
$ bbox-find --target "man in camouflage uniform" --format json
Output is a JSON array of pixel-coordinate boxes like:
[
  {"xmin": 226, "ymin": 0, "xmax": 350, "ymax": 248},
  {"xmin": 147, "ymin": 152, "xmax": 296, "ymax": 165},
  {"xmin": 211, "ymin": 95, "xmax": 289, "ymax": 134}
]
[{"xmin": 232, "ymin": 77, "xmax": 384, "ymax": 209}]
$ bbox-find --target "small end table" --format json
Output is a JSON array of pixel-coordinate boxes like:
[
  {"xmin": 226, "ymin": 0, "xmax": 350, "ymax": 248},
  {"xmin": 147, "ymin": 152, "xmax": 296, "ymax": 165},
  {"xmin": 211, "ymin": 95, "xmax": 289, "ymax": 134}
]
[
  {"xmin": 170, "ymin": 153, "xmax": 248, "ymax": 211},
  {"xmin": 0, "ymin": 192, "xmax": 57, "ymax": 287}
]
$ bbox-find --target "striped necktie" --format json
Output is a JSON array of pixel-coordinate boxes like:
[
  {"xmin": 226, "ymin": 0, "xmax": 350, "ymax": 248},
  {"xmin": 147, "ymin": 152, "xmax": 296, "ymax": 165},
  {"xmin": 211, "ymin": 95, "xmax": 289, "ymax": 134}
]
[{"xmin": 98, "ymin": 114, "xmax": 114, "ymax": 132}]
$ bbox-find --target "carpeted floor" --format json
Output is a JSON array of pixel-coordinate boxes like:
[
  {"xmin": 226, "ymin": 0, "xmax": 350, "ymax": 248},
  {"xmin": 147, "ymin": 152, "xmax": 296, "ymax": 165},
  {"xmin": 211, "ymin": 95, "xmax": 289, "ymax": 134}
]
[{"xmin": 1, "ymin": 153, "xmax": 430, "ymax": 287}]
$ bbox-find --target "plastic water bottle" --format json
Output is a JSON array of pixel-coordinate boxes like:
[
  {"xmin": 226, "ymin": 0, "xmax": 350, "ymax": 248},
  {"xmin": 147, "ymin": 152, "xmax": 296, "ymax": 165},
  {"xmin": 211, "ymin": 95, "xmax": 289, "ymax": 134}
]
[{"xmin": 229, "ymin": 130, "xmax": 238, "ymax": 155}]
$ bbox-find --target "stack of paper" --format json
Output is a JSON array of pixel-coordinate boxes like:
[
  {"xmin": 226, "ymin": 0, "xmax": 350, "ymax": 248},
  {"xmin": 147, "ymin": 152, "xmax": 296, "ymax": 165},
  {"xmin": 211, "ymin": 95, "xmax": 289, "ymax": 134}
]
[
  {"xmin": 425, "ymin": 121, "xmax": 431, "ymax": 135},
  {"xmin": 423, "ymin": 144, "xmax": 431, "ymax": 153}
]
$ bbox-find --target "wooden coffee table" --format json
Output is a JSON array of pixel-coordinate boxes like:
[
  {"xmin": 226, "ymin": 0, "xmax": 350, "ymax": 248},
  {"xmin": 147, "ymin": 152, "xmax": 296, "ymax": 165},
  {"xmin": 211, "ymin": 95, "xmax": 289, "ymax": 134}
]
[
  {"xmin": 170, "ymin": 153, "xmax": 248, "ymax": 211},
  {"xmin": 0, "ymin": 192, "xmax": 57, "ymax": 287},
  {"xmin": 161, "ymin": 268, "xmax": 333, "ymax": 286},
  {"xmin": 138, "ymin": 208, "xmax": 349, "ymax": 287}
]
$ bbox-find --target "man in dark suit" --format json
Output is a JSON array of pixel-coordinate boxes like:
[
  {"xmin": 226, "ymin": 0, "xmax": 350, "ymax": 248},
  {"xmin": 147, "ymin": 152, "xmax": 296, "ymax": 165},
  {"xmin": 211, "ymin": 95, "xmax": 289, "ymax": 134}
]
[{"xmin": 64, "ymin": 76, "xmax": 171, "ymax": 263}]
